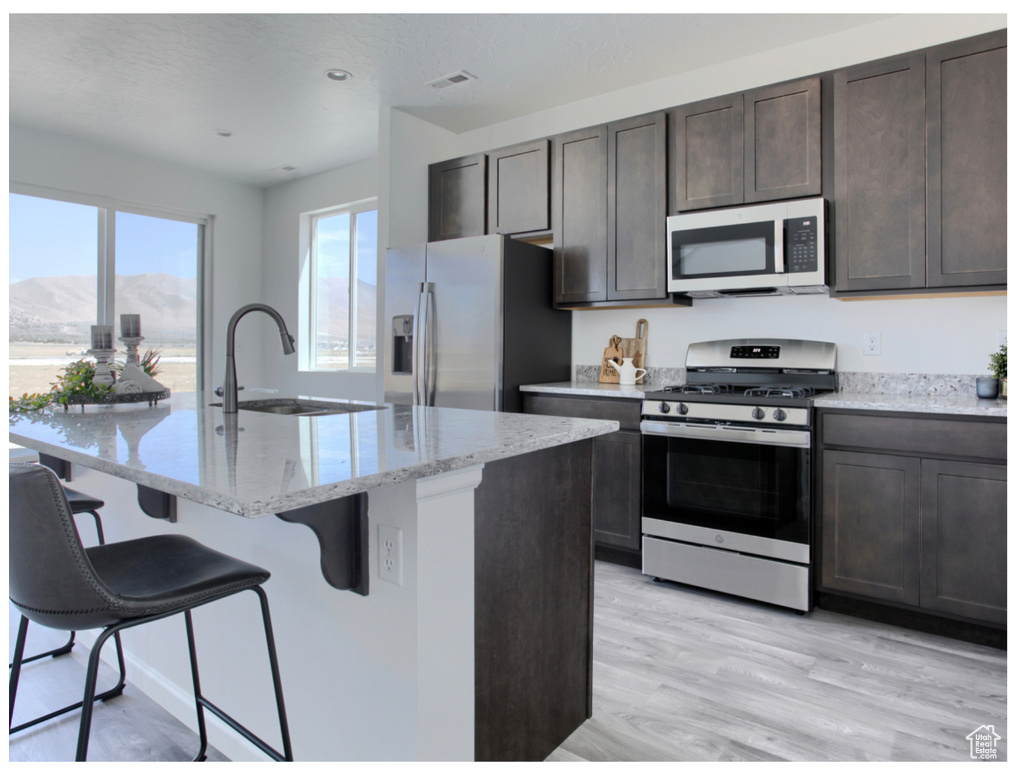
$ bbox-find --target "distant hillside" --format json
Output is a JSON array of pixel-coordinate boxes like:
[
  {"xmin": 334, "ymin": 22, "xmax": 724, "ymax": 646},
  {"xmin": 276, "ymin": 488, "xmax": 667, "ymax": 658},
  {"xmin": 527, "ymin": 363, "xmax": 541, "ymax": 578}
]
[
  {"xmin": 9, "ymin": 273, "xmax": 377, "ymax": 345},
  {"xmin": 10, "ymin": 273, "xmax": 198, "ymax": 342}
]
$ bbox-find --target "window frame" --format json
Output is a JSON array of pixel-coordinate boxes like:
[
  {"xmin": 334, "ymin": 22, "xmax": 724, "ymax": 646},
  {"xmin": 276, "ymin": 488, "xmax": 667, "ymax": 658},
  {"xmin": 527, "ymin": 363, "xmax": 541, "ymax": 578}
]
[
  {"xmin": 305, "ymin": 197, "xmax": 378, "ymax": 373},
  {"xmin": 9, "ymin": 181, "xmax": 211, "ymax": 393}
]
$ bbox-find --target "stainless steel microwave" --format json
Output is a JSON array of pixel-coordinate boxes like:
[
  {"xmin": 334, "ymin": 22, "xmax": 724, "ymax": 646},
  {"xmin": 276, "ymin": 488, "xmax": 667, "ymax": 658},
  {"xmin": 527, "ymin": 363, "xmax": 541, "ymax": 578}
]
[{"xmin": 666, "ymin": 197, "xmax": 826, "ymax": 298}]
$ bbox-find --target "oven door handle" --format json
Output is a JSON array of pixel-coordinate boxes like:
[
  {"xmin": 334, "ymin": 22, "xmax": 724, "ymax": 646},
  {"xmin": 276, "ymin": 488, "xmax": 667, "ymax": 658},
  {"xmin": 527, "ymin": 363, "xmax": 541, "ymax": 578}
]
[{"xmin": 641, "ymin": 420, "xmax": 810, "ymax": 448}]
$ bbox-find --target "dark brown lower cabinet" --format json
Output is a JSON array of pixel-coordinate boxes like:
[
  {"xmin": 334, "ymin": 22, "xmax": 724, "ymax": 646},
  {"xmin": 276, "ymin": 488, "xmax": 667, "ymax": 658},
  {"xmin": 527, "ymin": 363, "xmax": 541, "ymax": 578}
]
[
  {"xmin": 523, "ymin": 393, "xmax": 642, "ymax": 560},
  {"xmin": 820, "ymin": 450, "xmax": 921, "ymax": 606},
  {"xmin": 817, "ymin": 410, "xmax": 1007, "ymax": 628},
  {"xmin": 592, "ymin": 429, "xmax": 642, "ymax": 551},
  {"xmin": 920, "ymin": 459, "xmax": 1007, "ymax": 624}
]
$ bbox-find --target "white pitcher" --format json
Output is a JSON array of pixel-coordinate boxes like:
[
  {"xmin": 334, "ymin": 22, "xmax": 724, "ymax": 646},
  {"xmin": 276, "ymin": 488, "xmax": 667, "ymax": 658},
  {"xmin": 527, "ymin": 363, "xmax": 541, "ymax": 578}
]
[{"xmin": 607, "ymin": 357, "xmax": 646, "ymax": 386}]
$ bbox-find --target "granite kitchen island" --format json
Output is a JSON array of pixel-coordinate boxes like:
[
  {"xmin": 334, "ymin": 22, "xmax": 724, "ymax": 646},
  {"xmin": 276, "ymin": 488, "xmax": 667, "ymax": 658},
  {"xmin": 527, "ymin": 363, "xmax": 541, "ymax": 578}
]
[{"xmin": 9, "ymin": 393, "xmax": 618, "ymax": 761}]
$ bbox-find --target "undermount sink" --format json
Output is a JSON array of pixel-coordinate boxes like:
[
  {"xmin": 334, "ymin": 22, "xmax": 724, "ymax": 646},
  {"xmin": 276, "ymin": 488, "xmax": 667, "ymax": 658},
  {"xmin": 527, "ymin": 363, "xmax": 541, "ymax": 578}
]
[{"xmin": 211, "ymin": 399, "xmax": 386, "ymax": 416}]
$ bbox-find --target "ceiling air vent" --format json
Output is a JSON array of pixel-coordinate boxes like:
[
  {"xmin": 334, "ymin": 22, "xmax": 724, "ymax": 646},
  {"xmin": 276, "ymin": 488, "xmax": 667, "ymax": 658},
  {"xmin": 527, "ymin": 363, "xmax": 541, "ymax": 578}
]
[{"xmin": 424, "ymin": 70, "xmax": 478, "ymax": 89}]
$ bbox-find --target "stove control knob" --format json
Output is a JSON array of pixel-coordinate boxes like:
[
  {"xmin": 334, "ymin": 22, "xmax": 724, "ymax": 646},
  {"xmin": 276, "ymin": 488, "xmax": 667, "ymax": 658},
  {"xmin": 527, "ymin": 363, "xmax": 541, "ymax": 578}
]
[
  {"xmin": 676, "ymin": 403, "xmax": 689, "ymax": 416},
  {"xmin": 773, "ymin": 408, "xmax": 787, "ymax": 422},
  {"xmin": 659, "ymin": 401, "xmax": 671, "ymax": 414},
  {"xmin": 751, "ymin": 407, "xmax": 766, "ymax": 420}
]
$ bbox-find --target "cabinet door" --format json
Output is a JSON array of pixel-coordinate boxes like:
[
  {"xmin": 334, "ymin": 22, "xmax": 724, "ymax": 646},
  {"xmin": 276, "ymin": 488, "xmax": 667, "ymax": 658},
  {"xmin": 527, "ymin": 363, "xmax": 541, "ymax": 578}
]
[
  {"xmin": 820, "ymin": 450, "xmax": 920, "ymax": 605},
  {"xmin": 428, "ymin": 153, "xmax": 487, "ymax": 241},
  {"xmin": 920, "ymin": 459, "xmax": 1007, "ymax": 625},
  {"xmin": 925, "ymin": 31, "xmax": 1007, "ymax": 289},
  {"xmin": 488, "ymin": 139, "xmax": 550, "ymax": 235},
  {"xmin": 553, "ymin": 125, "xmax": 608, "ymax": 304},
  {"xmin": 745, "ymin": 76, "xmax": 821, "ymax": 203},
  {"xmin": 592, "ymin": 430, "xmax": 642, "ymax": 551},
  {"xmin": 673, "ymin": 92, "xmax": 744, "ymax": 211},
  {"xmin": 833, "ymin": 55, "xmax": 926, "ymax": 292},
  {"xmin": 607, "ymin": 112, "xmax": 668, "ymax": 301}
]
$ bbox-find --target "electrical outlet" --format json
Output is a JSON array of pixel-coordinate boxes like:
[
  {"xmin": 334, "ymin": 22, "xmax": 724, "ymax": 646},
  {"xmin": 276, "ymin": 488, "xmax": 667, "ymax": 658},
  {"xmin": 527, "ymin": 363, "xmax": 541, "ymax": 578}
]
[
  {"xmin": 863, "ymin": 332, "xmax": 881, "ymax": 356},
  {"xmin": 377, "ymin": 524, "xmax": 403, "ymax": 586}
]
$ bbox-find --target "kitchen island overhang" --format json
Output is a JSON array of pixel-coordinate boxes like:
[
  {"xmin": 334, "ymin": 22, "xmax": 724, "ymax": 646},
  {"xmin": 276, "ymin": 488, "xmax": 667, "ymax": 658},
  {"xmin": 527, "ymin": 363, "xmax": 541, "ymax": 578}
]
[{"xmin": 8, "ymin": 394, "xmax": 616, "ymax": 762}]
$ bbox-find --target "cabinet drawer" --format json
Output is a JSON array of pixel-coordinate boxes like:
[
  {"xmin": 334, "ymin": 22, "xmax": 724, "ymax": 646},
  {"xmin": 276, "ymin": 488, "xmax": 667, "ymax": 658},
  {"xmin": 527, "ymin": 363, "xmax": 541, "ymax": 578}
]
[
  {"xmin": 524, "ymin": 393, "xmax": 641, "ymax": 431},
  {"xmin": 820, "ymin": 411, "xmax": 1007, "ymax": 462}
]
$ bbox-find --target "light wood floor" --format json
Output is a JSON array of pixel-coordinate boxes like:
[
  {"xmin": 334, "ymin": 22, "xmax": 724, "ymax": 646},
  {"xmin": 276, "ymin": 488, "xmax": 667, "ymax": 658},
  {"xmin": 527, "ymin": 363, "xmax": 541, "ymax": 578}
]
[
  {"xmin": 8, "ymin": 605, "xmax": 228, "ymax": 762},
  {"xmin": 548, "ymin": 561, "xmax": 1007, "ymax": 762},
  {"xmin": 10, "ymin": 563, "xmax": 1006, "ymax": 762}
]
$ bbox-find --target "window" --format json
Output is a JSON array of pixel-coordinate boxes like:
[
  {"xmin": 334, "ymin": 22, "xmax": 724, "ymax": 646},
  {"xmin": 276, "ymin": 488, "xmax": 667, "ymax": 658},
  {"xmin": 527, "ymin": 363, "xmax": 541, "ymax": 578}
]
[
  {"xmin": 8, "ymin": 189, "xmax": 205, "ymax": 398},
  {"xmin": 306, "ymin": 200, "xmax": 377, "ymax": 371}
]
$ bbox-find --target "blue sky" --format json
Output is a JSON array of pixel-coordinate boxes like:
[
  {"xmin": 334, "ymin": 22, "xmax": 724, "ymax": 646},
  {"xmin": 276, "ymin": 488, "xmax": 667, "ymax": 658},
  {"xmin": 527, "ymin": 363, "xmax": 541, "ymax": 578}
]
[{"xmin": 9, "ymin": 193, "xmax": 199, "ymax": 283}]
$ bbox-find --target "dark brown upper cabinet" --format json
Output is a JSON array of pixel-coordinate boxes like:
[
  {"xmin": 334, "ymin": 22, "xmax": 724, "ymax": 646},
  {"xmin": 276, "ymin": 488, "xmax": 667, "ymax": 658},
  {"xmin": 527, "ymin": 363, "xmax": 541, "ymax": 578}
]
[
  {"xmin": 428, "ymin": 153, "xmax": 487, "ymax": 242},
  {"xmin": 487, "ymin": 139, "xmax": 550, "ymax": 236},
  {"xmin": 553, "ymin": 113, "xmax": 669, "ymax": 306},
  {"xmin": 607, "ymin": 112, "xmax": 669, "ymax": 302},
  {"xmin": 834, "ymin": 30, "xmax": 1006, "ymax": 295},
  {"xmin": 925, "ymin": 32, "xmax": 1007, "ymax": 289},
  {"xmin": 552, "ymin": 125, "xmax": 609, "ymax": 304},
  {"xmin": 672, "ymin": 76, "xmax": 821, "ymax": 212}
]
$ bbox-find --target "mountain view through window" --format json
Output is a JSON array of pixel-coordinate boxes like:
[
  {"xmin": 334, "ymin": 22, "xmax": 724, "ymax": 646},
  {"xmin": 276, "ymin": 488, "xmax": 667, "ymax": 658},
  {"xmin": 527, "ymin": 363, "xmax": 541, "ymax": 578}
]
[{"xmin": 9, "ymin": 193, "xmax": 202, "ymax": 399}]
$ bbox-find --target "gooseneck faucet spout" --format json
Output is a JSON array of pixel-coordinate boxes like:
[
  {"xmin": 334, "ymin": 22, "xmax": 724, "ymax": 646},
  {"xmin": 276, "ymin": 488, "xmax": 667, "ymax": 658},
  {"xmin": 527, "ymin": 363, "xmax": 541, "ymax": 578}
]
[{"xmin": 222, "ymin": 303, "xmax": 296, "ymax": 413}]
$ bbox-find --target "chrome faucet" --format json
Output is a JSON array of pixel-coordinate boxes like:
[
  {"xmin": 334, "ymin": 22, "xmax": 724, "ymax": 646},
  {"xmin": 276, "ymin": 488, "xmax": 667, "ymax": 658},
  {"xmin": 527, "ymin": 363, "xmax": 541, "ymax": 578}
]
[{"xmin": 220, "ymin": 303, "xmax": 296, "ymax": 413}]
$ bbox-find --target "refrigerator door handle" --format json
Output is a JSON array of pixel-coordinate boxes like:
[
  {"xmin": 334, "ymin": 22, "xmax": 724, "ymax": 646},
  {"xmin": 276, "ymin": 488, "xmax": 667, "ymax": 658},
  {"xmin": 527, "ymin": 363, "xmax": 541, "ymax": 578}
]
[
  {"xmin": 423, "ymin": 283, "xmax": 435, "ymax": 406},
  {"xmin": 415, "ymin": 282, "xmax": 435, "ymax": 406},
  {"xmin": 413, "ymin": 283, "xmax": 426, "ymax": 406}
]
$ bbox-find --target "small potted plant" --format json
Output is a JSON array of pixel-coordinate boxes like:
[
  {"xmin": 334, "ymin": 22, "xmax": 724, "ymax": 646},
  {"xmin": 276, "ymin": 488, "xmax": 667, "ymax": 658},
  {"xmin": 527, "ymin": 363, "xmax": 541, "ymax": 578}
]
[{"xmin": 987, "ymin": 343, "xmax": 1007, "ymax": 399}]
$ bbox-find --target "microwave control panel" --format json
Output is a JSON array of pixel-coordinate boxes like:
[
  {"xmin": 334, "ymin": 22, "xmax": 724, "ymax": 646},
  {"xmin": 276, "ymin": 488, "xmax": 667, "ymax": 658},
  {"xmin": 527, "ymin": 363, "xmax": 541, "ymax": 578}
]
[{"xmin": 785, "ymin": 216, "xmax": 818, "ymax": 273}]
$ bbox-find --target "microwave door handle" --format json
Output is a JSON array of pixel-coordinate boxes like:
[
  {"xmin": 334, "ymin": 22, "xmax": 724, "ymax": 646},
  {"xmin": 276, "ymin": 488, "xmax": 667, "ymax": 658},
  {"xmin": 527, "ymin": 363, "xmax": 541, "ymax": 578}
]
[{"xmin": 774, "ymin": 221, "xmax": 785, "ymax": 274}]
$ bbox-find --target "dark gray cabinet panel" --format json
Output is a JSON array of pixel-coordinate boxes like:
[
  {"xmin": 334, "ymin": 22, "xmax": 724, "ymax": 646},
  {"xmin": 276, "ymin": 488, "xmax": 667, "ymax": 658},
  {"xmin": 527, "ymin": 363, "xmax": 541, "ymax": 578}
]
[
  {"xmin": 672, "ymin": 77, "xmax": 821, "ymax": 212},
  {"xmin": 552, "ymin": 126, "xmax": 609, "ymax": 304},
  {"xmin": 925, "ymin": 31, "xmax": 1007, "ymax": 288},
  {"xmin": 745, "ymin": 76, "xmax": 821, "ymax": 203},
  {"xmin": 488, "ymin": 139, "xmax": 550, "ymax": 235},
  {"xmin": 673, "ymin": 92, "xmax": 744, "ymax": 211},
  {"xmin": 920, "ymin": 460, "xmax": 1007, "ymax": 625},
  {"xmin": 833, "ymin": 29, "xmax": 1007, "ymax": 295},
  {"xmin": 428, "ymin": 153, "xmax": 487, "ymax": 242},
  {"xmin": 833, "ymin": 55, "xmax": 926, "ymax": 292},
  {"xmin": 818, "ymin": 410, "xmax": 1007, "ymax": 628},
  {"xmin": 820, "ymin": 449, "xmax": 921, "ymax": 605},
  {"xmin": 607, "ymin": 112, "xmax": 668, "ymax": 301},
  {"xmin": 524, "ymin": 393, "xmax": 642, "ymax": 554},
  {"xmin": 592, "ymin": 430, "xmax": 642, "ymax": 551}
]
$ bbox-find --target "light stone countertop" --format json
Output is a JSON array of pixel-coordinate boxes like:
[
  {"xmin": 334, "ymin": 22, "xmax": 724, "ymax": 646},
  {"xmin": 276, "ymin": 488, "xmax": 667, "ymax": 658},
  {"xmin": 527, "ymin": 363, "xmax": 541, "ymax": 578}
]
[
  {"xmin": 522, "ymin": 380, "xmax": 1007, "ymax": 418},
  {"xmin": 814, "ymin": 392, "xmax": 1007, "ymax": 418},
  {"xmin": 8, "ymin": 393, "xmax": 619, "ymax": 518},
  {"xmin": 520, "ymin": 381, "xmax": 647, "ymax": 399}
]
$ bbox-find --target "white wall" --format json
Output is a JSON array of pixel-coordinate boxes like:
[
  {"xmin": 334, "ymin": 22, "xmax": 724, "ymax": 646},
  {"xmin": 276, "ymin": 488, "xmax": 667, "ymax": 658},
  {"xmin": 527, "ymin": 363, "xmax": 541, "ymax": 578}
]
[
  {"xmin": 384, "ymin": 13, "xmax": 1008, "ymax": 379},
  {"xmin": 9, "ymin": 124, "xmax": 267, "ymax": 393},
  {"xmin": 260, "ymin": 158, "xmax": 379, "ymax": 400}
]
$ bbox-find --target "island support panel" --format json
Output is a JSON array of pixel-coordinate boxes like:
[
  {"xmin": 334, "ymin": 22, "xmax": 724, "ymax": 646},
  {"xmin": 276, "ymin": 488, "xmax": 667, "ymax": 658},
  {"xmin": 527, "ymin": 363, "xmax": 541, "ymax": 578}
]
[{"xmin": 474, "ymin": 438, "xmax": 594, "ymax": 761}]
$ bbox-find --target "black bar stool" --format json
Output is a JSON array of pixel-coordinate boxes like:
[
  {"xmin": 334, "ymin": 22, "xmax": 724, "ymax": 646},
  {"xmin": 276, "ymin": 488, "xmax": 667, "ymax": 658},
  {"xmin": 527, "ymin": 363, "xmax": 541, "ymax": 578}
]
[
  {"xmin": 9, "ymin": 463, "xmax": 294, "ymax": 762},
  {"xmin": 9, "ymin": 486, "xmax": 114, "ymax": 665}
]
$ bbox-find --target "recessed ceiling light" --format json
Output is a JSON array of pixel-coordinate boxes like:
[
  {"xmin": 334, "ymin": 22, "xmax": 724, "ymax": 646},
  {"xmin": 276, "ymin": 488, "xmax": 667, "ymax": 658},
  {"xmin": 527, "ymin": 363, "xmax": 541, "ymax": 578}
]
[
  {"xmin": 215, "ymin": 129, "xmax": 233, "ymax": 138},
  {"xmin": 325, "ymin": 69, "xmax": 352, "ymax": 82}
]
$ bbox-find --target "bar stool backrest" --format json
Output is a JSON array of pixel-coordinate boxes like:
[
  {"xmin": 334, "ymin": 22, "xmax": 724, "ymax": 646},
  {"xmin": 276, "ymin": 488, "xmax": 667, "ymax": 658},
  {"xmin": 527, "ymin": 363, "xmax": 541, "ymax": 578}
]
[{"xmin": 9, "ymin": 463, "xmax": 123, "ymax": 631}]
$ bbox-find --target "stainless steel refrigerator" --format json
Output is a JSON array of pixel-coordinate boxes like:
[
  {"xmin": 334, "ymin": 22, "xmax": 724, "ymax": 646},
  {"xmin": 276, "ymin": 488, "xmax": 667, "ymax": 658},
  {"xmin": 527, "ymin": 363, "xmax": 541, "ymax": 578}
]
[{"xmin": 384, "ymin": 235, "xmax": 571, "ymax": 412}]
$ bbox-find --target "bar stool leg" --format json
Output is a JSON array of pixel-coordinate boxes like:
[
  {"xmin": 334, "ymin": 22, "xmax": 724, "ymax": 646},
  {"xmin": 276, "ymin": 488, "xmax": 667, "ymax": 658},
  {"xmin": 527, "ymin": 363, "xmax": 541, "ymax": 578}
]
[
  {"xmin": 9, "ymin": 615, "xmax": 29, "ymax": 728},
  {"xmin": 75, "ymin": 624, "xmax": 120, "ymax": 761},
  {"xmin": 184, "ymin": 609, "xmax": 210, "ymax": 762},
  {"xmin": 254, "ymin": 586, "xmax": 294, "ymax": 761}
]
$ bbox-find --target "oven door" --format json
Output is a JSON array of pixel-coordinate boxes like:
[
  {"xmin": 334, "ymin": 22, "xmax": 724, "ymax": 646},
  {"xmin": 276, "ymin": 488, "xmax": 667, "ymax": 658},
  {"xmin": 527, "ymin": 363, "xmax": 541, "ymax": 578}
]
[{"xmin": 641, "ymin": 421, "xmax": 811, "ymax": 560}]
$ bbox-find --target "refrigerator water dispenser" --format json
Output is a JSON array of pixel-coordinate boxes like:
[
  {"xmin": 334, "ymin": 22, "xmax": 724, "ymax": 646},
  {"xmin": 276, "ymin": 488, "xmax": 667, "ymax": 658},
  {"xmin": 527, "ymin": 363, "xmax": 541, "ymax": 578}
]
[{"xmin": 391, "ymin": 315, "xmax": 413, "ymax": 374}]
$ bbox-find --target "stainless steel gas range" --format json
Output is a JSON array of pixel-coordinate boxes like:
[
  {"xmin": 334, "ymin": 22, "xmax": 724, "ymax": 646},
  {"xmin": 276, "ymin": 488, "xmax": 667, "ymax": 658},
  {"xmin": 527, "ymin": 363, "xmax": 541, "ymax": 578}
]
[{"xmin": 640, "ymin": 338, "xmax": 838, "ymax": 612}]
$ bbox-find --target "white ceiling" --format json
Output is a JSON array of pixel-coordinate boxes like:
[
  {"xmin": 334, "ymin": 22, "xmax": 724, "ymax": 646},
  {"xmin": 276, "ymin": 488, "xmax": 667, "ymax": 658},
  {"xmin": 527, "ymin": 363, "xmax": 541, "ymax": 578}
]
[{"xmin": 10, "ymin": 13, "xmax": 892, "ymax": 188}]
